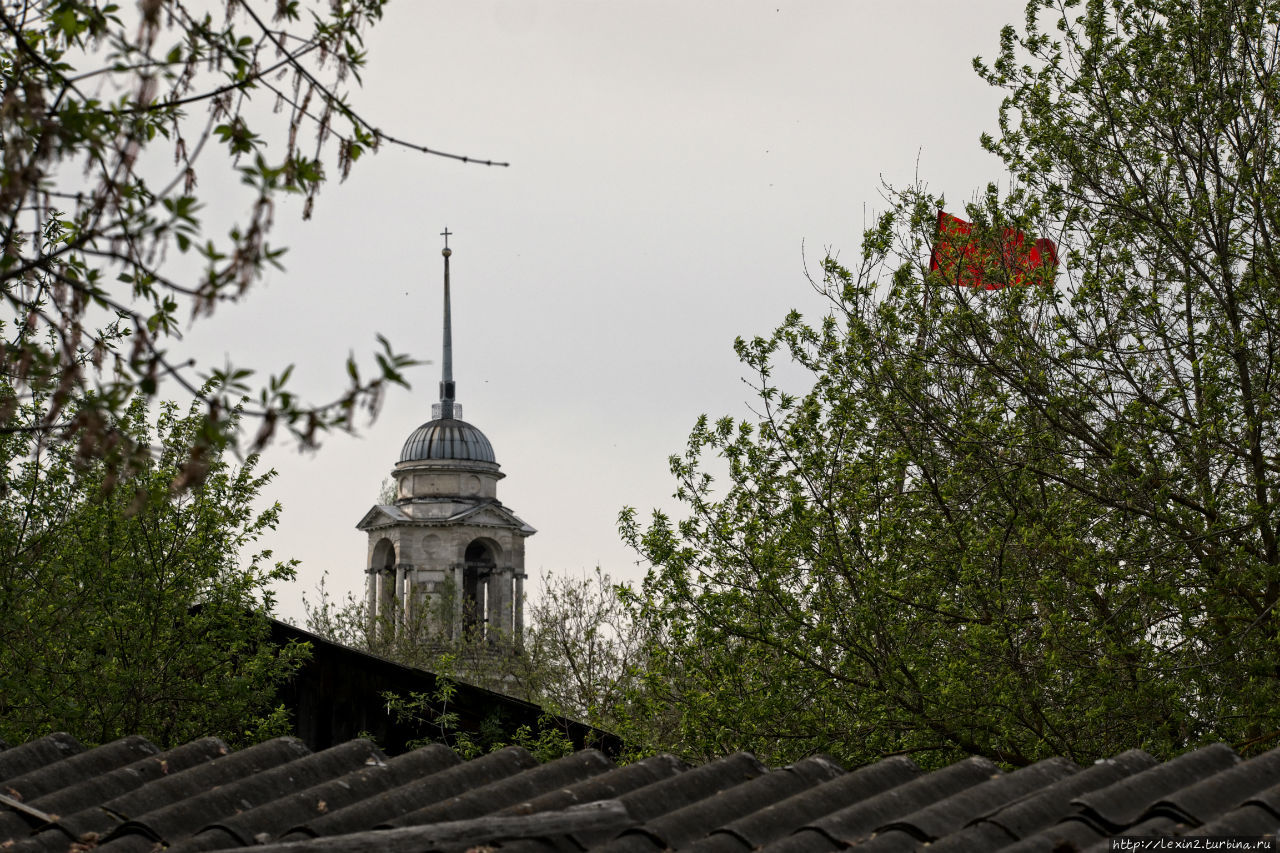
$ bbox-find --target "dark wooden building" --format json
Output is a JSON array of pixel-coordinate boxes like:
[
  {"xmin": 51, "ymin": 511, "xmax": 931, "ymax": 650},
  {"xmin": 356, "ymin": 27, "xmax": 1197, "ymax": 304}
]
[{"xmin": 269, "ymin": 620, "xmax": 620, "ymax": 758}]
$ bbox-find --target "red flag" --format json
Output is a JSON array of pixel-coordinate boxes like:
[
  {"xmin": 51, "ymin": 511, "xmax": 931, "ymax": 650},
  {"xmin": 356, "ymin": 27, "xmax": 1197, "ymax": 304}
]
[{"xmin": 929, "ymin": 211, "xmax": 1058, "ymax": 290}]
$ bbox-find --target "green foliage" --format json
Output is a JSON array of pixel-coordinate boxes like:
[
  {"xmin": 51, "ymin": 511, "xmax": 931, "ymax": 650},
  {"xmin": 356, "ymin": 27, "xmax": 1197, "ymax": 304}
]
[
  {"xmin": 523, "ymin": 568, "xmax": 648, "ymax": 735},
  {"xmin": 304, "ymin": 567, "xmax": 645, "ymax": 737},
  {"xmin": 621, "ymin": 0, "xmax": 1280, "ymax": 767},
  {"xmin": 382, "ymin": 677, "xmax": 575, "ymax": 763},
  {"xmin": 0, "ymin": 0, "xmax": 504, "ymax": 465},
  {"xmin": 383, "ymin": 677, "xmax": 478, "ymax": 757},
  {"xmin": 509, "ymin": 717, "xmax": 577, "ymax": 763},
  {"xmin": 302, "ymin": 570, "xmax": 491, "ymax": 675},
  {"xmin": 0, "ymin": 390, "xmax": 308, "ymax": 748}
]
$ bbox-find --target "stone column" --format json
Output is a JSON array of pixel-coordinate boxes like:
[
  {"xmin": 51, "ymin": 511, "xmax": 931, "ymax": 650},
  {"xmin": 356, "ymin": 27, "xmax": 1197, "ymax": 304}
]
[
  {"xmin": 498, "ymin": 569, "xmax": 513, "ymax": 638},
  {"xmin": 489, "ymin": 570, "xmax": 503, "ymax": 639},
  {"xmin": 394, "ymin": 565, "xmax": 406, "ymax": 637},
  {"xmin": 514, "ymin": 572, "xmax": 525, "ymax": 645},
  {"xmin": 453, "ymin": 565, "xmax": 464, "ymax": 641},
  {"xmin": 376, "ymin": 568, "xmax": 393, "ymax": 639},
  {"xmin": 402, "ymin": 572, "xmax": 414, "ymax": 630},
  {"xmin": 486, "ymin": 571, "xmax": 500, "ymax": 640},
  {"xmin": 365, "ymin": 568, "xmax": 376, "ymax": 635}
]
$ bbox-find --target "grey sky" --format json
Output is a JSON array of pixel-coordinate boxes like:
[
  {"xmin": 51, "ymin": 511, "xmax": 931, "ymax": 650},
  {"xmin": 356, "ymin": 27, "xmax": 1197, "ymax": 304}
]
[{"xmin": 188, "ymin": 2, "xmax": 1024, "ymax": 622}]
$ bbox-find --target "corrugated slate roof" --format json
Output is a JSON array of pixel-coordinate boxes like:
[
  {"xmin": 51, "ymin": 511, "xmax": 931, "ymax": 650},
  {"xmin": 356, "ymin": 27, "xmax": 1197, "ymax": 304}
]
[{"xmin": 1, "ymin": 733, "xmax": 1277, "ymax": 852}]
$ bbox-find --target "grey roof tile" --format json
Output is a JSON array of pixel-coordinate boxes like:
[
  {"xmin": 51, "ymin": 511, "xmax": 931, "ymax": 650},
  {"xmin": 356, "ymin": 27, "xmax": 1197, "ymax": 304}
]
[
  {"xmin": 256, "ymin": 801, "xmax": 636, "ymax": 853},
  {"xmin": 1078, "ymin": 815, "xmax": 1186, "ymax": 853},
  {"xmin": 851, "ymin": 826, "xmax": 928, "ymax": 852},
  {"xmin": 495, "ymin": 838, "xmax": 587, "ymax": 853},
  {"xmin": 927, "ymin": 750, "xmax": 1157, "ymax": 852},
  {"xmin": 168, "ymin": 825, "xmax": 241, "ymax": 853},
  {"xmin": 169, "ymin": 742, "xmax": 458, "ymax": 852},
  {"xmin": 1144, "ymin": 744, "xmax": 1280, "ymax": 826},
  {"xmin": 32, "ymin": 738, "xmax": 227, "ymax": 816},
  {"xmin": 793, "ymin": 755, "xmax": 1001, "ymax": 849},
  {"xmin": 385, "ymin": 748, "xmax": 615, "ymax": 827},
  {"xmin": 1246, "ymin": 780, "xmax": 1280, "ymax": 817},
  {"xmin": 688, "ymin": 754, "xmax": 922, "ymax": 853},
  {"xmin": 1114, "ymin": 813, "xmax": 1184, "ymax": 837},
  {"xmin": 0, "ymin": 734, "xmax": 82, "ymax": 783},
  {"xmin": 0, "ymin": 805, "xmax": 36, "ymax": 840},
  {"xmin": 882, "ymin": 756, "xmax": 1078, "ymax": 842},
  {"xmin": 277, "ymin": 744, "xmax": 538, "ymax": 841},
  {"xmin": 3, "ymin": 733, "xmax": 1280, "ymax": 852},
  {"xmin": 616, "ymin": 752, "xmax": 767, "ymax": 825},
  {"xmin": 985, "ymin": 750, "xmax": 1156, "ymax": 838},
  {"xmin": 486, "ymin": 753, "xmax": 691, "ymax": 850},
  {"xmin": 497, "ymin": 754, "xmax": 688, "ymax": 816},
  {"xmin": 600, "ymin": 756, "xmax": 843, "ymax": 853},
  {"xmin": 16, "ymin": 737, "xmax": 307, "ymax": 851},
  {"xmin": 996, "ymin": 818, "xmax": 1107, "ymax": 853},
  {"xmin": 586, "ymin": 830, "xmax": 665, "ymax": 853},
  {"xmin": 0, "ymin": 737, "xmax": 159, "ymax": 803},
  {"xmin": 88, "ymin": 833, "xmax": 155, "ymax": 853},
  {"xmin": 756, "ymin": 825, "xmax": 842, "ymax": 853},
  {"xmin": 918, "ymin": 819, "xmax": 1017, "ymax": 853},
  {"xmin": 567, "ymin": 753, "xmax": 769, "ymax": 853},
  {"xmin": 1192, "ymin": 802, "xmax": 1280, "ymax": 837},
  {"xmin": 94, "ymin": 739, "xmax": 383, "ymax": 851},
  {"xmin": 0, "ymin": 739, "xmax": 228, "ymax": 844},
  {"xmin": 1070, "ymin": 743, "xmax": 1239, "ymax": 831},
  {"xmin": 671, "ymin": 832, "xmax": 749, "ymax": 853},
  {"xmin": 805, "ymin": 759, "xmax": 1080, "ymax": 853}
]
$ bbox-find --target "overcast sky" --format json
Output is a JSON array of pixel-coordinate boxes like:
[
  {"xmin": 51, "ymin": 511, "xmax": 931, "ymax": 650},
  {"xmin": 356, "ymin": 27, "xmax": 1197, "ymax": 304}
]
[{"xmin": 187, "ymin": 1, "xmax": 1026, "ymax": 623}]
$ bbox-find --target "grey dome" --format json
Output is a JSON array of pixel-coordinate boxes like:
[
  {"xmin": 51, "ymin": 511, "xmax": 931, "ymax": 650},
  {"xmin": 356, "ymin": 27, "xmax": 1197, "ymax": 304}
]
[{"xmin": 399, "ymin": 418, "xmax": 496, "ymax": 463}]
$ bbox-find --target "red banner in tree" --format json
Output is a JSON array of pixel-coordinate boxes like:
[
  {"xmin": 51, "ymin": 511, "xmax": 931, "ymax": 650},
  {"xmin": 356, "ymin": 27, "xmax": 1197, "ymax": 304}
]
[{"xmin": 929, "ymin": 211, "xmax": 1058, "ymax": 290}]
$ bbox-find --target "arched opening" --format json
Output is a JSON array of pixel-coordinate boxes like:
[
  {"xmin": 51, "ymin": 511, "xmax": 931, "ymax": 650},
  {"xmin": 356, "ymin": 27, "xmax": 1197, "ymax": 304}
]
[
  {"xmin": 371, "ymin": 538, "xmax": 396, "ymax": 571},
  {"xmin": 463, "ymin": 539, "xmax": 496, "ymax": 636},
  {"xmin": 368, "ymin": 538, "xmax": 397, "ymax": 637}
]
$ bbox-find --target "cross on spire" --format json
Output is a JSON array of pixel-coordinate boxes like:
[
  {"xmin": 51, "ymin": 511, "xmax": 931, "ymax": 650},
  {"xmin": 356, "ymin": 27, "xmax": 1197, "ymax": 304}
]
[{"xmin": 437, "ymin": 227, "xmax": 456, "ymax": 420}]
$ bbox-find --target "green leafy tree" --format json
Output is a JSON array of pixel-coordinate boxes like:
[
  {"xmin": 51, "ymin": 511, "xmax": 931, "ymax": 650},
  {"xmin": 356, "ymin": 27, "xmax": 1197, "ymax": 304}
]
[
  {"xmin": 620, "ymin": 0, "xmax": 1280, "ymax": 767},
  {"xmin": 381, "ymin": 676, "xmax": 576, "ymax": 763},
  {"xmin": 0, "ymin": 0, "xmax": 501, "ymax": 467},
  {"xmin": 0, "ymin": 389, "xmax": 307, "ymax": 747},
  {"xmin": 522, "ymin": 568, "xmax": 648, "ymax": 735},
  {"xmin": 304, "ymin": 567, "xmax": 645, "ymax": 735}
]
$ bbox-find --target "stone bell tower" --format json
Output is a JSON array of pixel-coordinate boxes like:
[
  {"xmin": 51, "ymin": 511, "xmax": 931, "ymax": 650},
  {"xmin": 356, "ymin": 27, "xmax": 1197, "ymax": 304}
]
[{"xmin": 356, "ymin": 232, "xmax": 534, "ymax": 642}]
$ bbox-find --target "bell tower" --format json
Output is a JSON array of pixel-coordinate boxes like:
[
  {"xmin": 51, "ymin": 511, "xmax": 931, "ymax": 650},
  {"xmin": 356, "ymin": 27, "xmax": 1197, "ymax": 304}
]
[{"xmin": 356, "ymin": 232, "xmax": 534, "ymax": 643}]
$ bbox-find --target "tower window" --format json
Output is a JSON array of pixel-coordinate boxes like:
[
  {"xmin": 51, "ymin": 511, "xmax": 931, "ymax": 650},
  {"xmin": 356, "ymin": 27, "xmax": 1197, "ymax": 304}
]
[{"xmin": 462, "ymin": 540, "xmax": 497, "ymax": 636}]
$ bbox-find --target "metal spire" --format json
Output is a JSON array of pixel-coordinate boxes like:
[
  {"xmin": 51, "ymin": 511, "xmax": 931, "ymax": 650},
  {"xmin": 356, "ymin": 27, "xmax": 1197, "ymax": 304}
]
[{"xmin": 437, "ymin": 228, "xmax": 456, "ymax": 420}]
